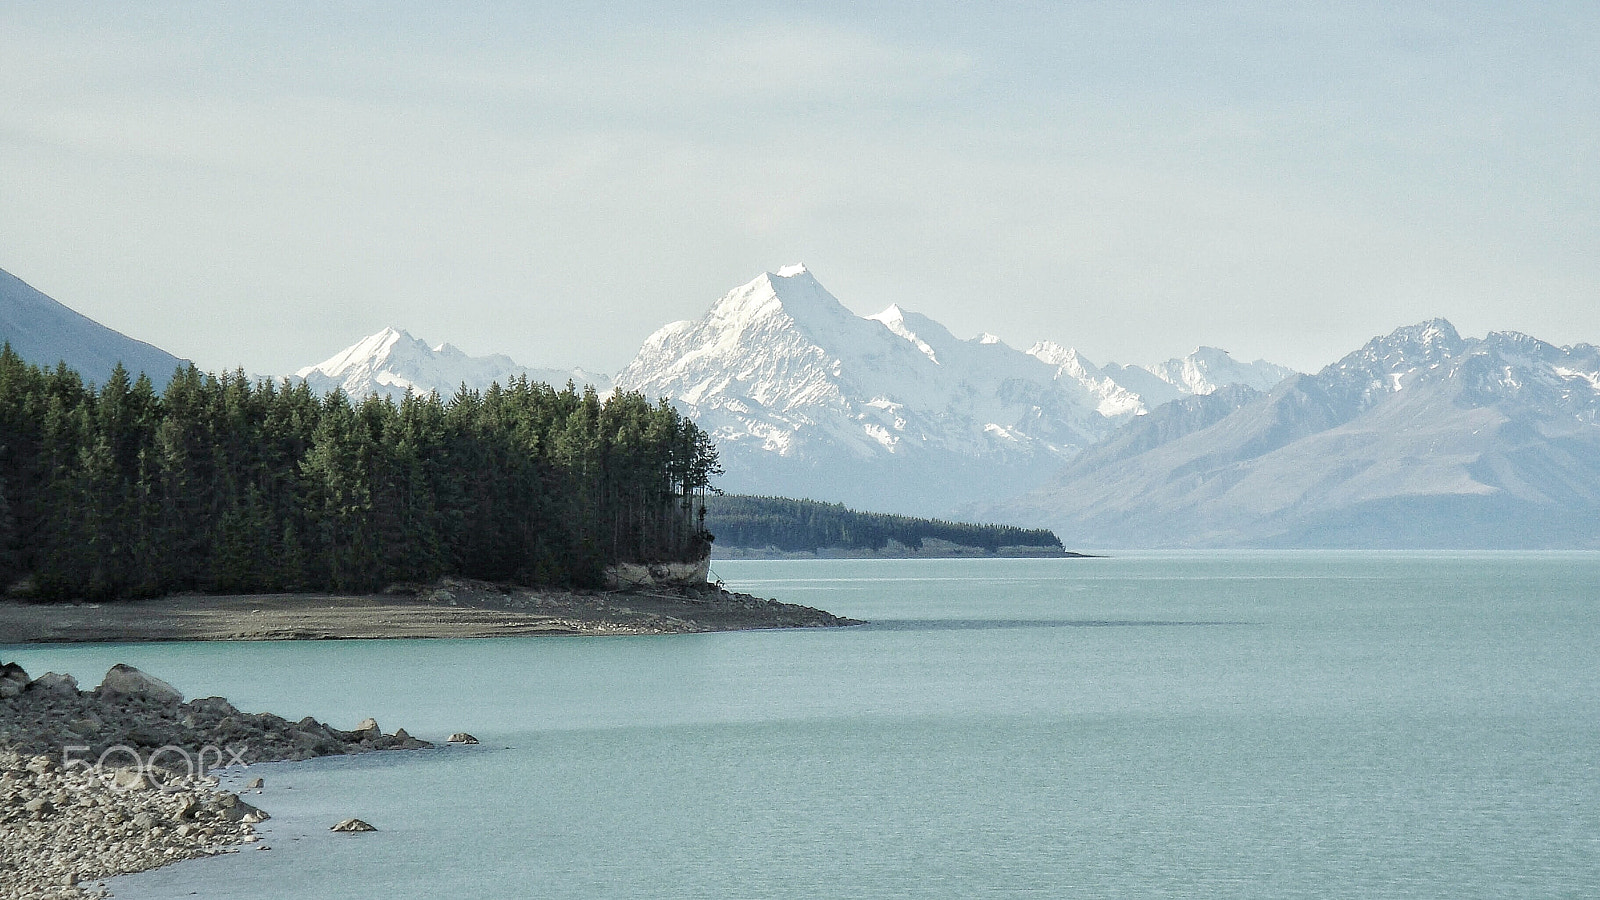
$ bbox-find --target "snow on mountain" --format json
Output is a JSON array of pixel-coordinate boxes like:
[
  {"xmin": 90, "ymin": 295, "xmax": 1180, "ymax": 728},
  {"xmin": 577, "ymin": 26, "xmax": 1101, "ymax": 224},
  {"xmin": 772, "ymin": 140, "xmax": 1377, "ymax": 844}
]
[
  {"xmin": 974, "ymin": 319, "xmax": 1600, "ymax": 548},
  {"xmin": 616, "ymin": 265, "xmax": 1156, "ymax": 514},
  {"xmin": 1091, "ymin": 347, "xmax": 1296, "ymax": 408},
  {"xmin": 1144, "ymin": 346, "xmax": 1296, "ymax": 396},
  {"xmin": 0, "ymin": 267, "xmax": 189, "ymax": 389},
  {"xmin": 1023, "ymin": 341, "xmax": 1147, "ymax": 417},
  {"xmin": 295, "ymin": 327, "xmax": 611, "ymax": 401}
]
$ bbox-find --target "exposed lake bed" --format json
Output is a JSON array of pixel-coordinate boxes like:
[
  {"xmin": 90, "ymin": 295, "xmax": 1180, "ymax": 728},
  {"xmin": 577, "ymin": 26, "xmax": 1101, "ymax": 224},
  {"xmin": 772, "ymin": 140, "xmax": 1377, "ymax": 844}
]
[{"xmin": 0, "ymin": 578, "xmax": 858, "ymax": 644}]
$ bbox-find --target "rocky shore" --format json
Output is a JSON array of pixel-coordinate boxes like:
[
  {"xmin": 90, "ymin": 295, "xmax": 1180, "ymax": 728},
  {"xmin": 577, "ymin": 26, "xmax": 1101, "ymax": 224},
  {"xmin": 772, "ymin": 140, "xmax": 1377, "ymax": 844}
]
[
  {"xmin": 0, "ymin": 578, "xmax": 861, "ymax": 644},
  {"xmin": 0, "ymin": 661, "xmax": 429, "ymax": 898}
]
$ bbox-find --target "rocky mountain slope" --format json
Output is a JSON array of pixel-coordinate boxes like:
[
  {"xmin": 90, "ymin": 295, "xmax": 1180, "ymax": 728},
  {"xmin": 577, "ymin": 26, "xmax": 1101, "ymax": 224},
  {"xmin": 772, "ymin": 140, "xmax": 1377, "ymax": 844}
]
[
  {"xmin": 613, "ymin": 264, "xmax": 1294, "ymax": 515},
  {"xmin": 974, "ymin": 320, "xmax": 1600, "ymax": 548},
  {"xmin": 0, "ymin": 267, "xmax": 188, "ymax": 389},
  {"xmin": 295, "ymin": 326, "xmax": 611, "ymax": 401}
]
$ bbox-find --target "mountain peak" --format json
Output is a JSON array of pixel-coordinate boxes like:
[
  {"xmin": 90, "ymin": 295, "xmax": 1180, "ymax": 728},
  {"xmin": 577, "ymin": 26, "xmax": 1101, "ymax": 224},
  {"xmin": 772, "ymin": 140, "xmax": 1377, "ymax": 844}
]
[
  {"xmin": 1389, "ymin": 318, "xmax": 1462, "ymax": 348},
  {"xmin": 293, "ymin": 328, "xmax": 609, "ymax": 400},
  {"xmin": 1026, "ymin": 341, "xmax": 1079, "ymax": 367},
  {"xmin": 706, "ymin": 265, "xmax": 857, "ymax": 339},
  {"xmin": 869, "ymin": 303, "xmax": 906, "ymax": 324}
]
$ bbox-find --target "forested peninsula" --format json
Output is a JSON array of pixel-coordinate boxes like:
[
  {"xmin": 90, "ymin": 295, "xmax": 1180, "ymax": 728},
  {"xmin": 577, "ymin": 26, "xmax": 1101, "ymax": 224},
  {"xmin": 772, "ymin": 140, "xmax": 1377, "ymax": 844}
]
[
  {"xmin": 0, "ymin": 346, "xmax": 719, "ymax": 601},
  {"xmin": 706, "ymin": 494, "xmax": 1080, "ymax": 558}
]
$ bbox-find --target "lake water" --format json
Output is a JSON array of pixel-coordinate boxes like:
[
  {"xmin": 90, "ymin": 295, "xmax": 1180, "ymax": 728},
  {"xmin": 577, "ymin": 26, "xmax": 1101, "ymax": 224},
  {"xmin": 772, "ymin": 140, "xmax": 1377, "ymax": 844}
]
[{"xmin": 6, "ymin": 553, "xmax": 1599, "ymax": 898}]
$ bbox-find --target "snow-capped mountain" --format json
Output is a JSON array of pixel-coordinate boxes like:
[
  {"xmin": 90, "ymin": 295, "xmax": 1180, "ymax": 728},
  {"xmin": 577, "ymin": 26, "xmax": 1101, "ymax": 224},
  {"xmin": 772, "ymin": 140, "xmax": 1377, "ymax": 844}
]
[
  {"xmin": 1098, "ymin": 347, "xmax": 1295, "ymax": 407},
  {"xmin": 0, "ymin": 267, "xmax": 188, "ymax": 388},
  {"xmin": 973, "ymin": 319, "xmax": 1600, "ymax": 548},
  {"xmin": 295, "ymin": 327, "xmax": 611, "ymax": 401},
  {"xmin": 283, "ymin": 267, "xmax": 1301, "ymax": 518},
  {"xmin": 614, "ymin": 264, "xmax": 1293, "ymax": 515}
]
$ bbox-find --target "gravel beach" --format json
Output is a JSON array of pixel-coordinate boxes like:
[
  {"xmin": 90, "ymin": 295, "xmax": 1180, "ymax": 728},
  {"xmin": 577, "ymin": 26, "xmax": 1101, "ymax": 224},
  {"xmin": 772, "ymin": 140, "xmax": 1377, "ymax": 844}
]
[{"xmin": 0, "ymin": 662, "xmax": 429, "ymax": 899}]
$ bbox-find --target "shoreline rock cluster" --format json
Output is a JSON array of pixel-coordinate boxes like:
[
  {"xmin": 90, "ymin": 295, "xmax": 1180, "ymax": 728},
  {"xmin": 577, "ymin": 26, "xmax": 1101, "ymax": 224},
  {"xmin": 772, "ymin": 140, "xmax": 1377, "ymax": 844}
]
[
  {"xmin": 411, "ymin": 576, "xmax": 862, "ymax": 633},
  {"xmin": 1, "ymin": 661, "xmax": 429, "ymax": 899}
]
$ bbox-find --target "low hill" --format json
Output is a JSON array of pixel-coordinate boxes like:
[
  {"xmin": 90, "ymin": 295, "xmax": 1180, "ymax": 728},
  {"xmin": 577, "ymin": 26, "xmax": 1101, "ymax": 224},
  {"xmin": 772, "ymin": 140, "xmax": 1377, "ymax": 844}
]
[{"xmin": 705, "ymin": 494, "xmax": 1077, "ymax": 558}]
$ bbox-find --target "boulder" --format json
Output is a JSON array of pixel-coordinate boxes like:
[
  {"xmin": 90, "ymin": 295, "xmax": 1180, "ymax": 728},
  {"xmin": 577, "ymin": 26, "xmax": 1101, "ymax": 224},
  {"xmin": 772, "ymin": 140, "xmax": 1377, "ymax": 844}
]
[
  {"xmin": 187, "ymin": 696, "xmax": 239, "ymax": 717},
  {"xmin": 0, "ymin": 661, "xmax": 29, "ymax": 699},
  {"xmin": 352, "ymin": 717, "xmax": 381, "ymax": 741},
  {"xmin": 97, "ymin": 664, "xmax": 184, "ymax": 704},
  {"xmin": 27, "ymin": 671, "xmax": 79, "ymax": 696},
  {"xmin": 173, "ymin": 795, "xmax": 199, "ymax": 821},
  {"xmin": 331, "ymin": 818, "xmax": 377, "ymax": 832},
  {"xmin": 447, "ymin": 732, "xmax": 480, "ymax": 745},
  {"xmin": 244, "ymin": 777, "xmax": 264, "ymax": 790},
  {"xmin": 215, "ymin": 793, "xmax": 269, "ymax": 823}
]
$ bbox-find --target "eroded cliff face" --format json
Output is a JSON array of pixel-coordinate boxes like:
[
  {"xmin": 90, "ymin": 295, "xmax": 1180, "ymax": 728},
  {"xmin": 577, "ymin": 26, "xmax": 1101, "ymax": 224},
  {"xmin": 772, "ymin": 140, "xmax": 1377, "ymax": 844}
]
[{"xmin": 603, "ymin": 554, "xmax": 711, "ymax": 590}]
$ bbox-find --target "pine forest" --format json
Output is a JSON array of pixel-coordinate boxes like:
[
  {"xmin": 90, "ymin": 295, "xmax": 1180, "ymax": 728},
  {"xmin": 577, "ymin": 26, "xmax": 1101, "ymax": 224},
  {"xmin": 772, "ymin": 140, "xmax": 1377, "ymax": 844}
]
[{"xmin": 0, "ymin": 346, "xmax": 720, "ymax": 600}]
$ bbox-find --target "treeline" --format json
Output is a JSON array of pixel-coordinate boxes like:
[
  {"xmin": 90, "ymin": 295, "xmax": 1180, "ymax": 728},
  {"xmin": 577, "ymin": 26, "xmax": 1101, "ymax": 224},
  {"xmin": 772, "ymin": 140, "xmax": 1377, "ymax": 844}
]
[
  {"xmin": 705, "ymin": 494, "xmax": 1062, "ymax": 553},
  {"xmin": 0, "ymin": 346, "xmax": 718, "ymax": 601}
]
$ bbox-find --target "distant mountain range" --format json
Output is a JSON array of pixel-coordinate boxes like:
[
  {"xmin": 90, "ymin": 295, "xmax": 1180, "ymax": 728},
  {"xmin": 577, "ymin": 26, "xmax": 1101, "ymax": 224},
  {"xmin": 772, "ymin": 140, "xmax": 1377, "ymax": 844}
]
[
  {"xmin": 610, "ymin": 264, "xmax": 1291, "ymax": 513},
  {"xmin": 300, "ymin": 265, "xmax": 1287, "ymax": 513},
  {"xmin": 9, "ymin": 260, "xmax": 1598, "ymax": 548},
  {"xmin": 0, "ymin": 267, "xmax": 188, "ymax": 389},
  {"xmin": 970, "ymin": 320, "xmax": 1600, "ymax": 548},
  {"xmin": 295, "ymin": 326, "xmax": 611, "ymax": 401}
]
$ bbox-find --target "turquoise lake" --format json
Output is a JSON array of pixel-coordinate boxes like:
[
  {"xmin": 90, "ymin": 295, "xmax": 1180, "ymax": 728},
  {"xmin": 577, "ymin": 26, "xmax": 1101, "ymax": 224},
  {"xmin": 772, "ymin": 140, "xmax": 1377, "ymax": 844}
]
[{"xmin": 5, "ymin": 553, "xmax": 1599, "ymax": 898}]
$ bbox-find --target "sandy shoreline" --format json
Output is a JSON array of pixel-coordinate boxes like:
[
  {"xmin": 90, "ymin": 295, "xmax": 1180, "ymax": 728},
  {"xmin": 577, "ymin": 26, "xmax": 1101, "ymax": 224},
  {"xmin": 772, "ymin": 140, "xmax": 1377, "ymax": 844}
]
[{"xmin": 0, "ymin": 579, "xmax": 861, "ymax": 644}]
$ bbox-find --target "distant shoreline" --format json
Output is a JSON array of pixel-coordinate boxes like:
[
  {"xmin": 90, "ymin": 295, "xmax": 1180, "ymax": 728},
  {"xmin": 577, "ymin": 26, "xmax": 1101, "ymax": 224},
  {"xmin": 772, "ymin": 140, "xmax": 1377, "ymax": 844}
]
[
  {"xmin": 0, "ymin": 579, "xmax": 860, "ymax": 644},
  {"xmin": 714, "ymin": 544, "xmax": 1099, "ymax": 560}
]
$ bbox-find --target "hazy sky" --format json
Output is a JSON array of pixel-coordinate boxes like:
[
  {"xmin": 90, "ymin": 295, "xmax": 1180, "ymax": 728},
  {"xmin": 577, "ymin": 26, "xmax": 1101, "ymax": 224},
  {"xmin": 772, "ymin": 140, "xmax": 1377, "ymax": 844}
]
[{"xmin": 2, "ymin": 2, "xmax": 1596, "ymax": 376}]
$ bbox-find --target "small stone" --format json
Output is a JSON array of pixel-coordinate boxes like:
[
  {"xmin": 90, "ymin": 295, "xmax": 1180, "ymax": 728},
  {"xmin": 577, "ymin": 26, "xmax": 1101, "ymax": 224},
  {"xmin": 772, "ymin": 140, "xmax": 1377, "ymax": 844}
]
[
  {"xmin": 111, "ymin": 768, "xmax": 153, "ymax": 791},
  {"xmin": 331, "ymin": 818, "xmax": 377, "ymax": 832},
  {"xmin": 24, "ymin": 797, "xmax": 54, "ymax": 816},
  {"xmin": 447, "ymin": 732, "xmax": 480, "ymax": 745}
]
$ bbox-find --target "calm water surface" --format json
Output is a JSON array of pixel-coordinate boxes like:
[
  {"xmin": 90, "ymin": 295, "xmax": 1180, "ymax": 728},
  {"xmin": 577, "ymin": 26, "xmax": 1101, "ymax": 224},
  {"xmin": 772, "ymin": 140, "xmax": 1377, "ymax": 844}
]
[{"xmin": 6, "ymin": 553, "xmax": 1599, "ymax": 898}]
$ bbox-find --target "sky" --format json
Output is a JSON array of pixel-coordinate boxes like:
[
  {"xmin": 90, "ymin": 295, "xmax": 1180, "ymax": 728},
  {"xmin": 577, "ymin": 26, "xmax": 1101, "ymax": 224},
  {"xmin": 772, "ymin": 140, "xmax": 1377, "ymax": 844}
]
[{"xmin": 2, "ymin": 1, "xmax": 1597, "ymax": 376}]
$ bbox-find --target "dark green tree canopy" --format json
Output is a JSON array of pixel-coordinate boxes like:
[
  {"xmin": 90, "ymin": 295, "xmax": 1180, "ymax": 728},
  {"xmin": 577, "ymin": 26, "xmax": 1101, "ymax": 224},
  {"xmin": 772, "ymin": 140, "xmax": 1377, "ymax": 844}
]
[
  {"xmin": 0, "ymin": 346, "xmax": 718, "ymax": 600},
  {"xmin": 705, "ymin": 494, "xmax": 1061, "ymax": 554}
]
